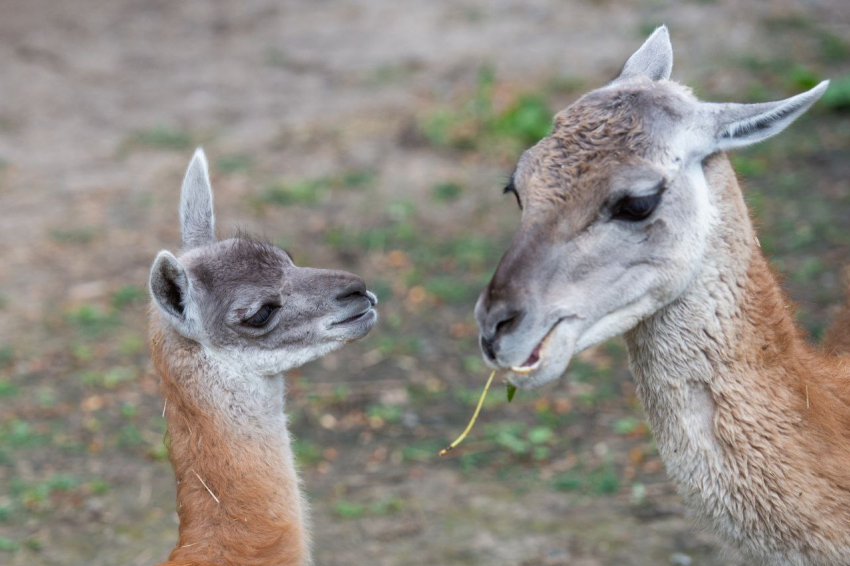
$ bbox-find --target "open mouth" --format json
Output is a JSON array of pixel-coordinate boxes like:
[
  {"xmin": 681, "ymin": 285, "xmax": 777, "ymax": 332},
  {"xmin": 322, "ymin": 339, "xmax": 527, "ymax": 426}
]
[
  {"xmin": 512, "ymin": 343, "xmax": 541, "ymax": 374},
  {"xmin": 510, "ymin": 324, "xmax": 558, "ymax": 375}
]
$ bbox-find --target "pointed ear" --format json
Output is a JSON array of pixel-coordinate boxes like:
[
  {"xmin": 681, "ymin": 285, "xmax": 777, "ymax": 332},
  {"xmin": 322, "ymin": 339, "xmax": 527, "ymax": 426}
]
[
  {"xmin": 618, "ymin": 25, "xmax": 673, "ymax": 82},
  {"xmin": 149, "ymin": 250, "xmax": 192, "ymax": 324},
  {"xmin": 180, "ymin": 148, "xmax": 216, "ymax": 250},
  {"xmin": 703, "ymin": 81, "xmax": 829, "ymax": 152}
]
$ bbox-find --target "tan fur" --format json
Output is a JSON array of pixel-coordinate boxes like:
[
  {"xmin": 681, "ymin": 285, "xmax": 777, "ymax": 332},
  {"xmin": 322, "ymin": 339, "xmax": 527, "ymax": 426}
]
[
  {"xmin": 627, "ymin": 155, "xmax": 850, "ymax": 565},
  {"xmin": 479, "ymin": 29, "xmax": 842, "ymax": 563},
  {"xmin": 822, "ymin": 268, "xmax": 850, "ymax": 355},
  {"xmin": 521, "ymin": 86, "xmax": 653, "ymax": 216},
  {"xmin": 150, "ymin": 311, "xmax": 309, "ymax": 566}
]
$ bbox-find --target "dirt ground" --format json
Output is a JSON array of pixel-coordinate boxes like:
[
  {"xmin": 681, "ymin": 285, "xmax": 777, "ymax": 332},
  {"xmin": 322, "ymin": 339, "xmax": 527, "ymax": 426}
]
[{"xmin": 0, "ymin": 1, "xmax": 848, "ymax": 565}]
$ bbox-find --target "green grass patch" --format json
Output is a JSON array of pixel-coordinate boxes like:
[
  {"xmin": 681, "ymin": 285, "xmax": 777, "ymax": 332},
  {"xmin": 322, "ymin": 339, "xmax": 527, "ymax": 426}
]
[
  {"xmin": 445, "ymin": 236, "xmax": 498, "ymax": 270},
  {"xmin": 260, "ymin": 178, "xmax": 326, "ymax": 206},
  {"xmin": 65, "ymin": 304, "xmax": 119, "ymax": 336},
  {"xmin": 49, "ymin": 227, "xmax": 96, "ymax": 244},
  {"xmin": 731, "ymin": 154, "xmax": 768, "ymax": 178},
  {"xmin": 454, "ymin": 385, "xmax": 505, "ymax": 409},
  {"xmin": 786, "ymin": 64, "xmax": 822, "ymax": 91},
  {"xmin": 432, "ymin": 181, "xmax": 463, "ymax": 202},
  {"xmin": 306, "ymin": 384, "xmax": 351, "ymax": 407},
  {"xmin": 9, "ymin": 473, "xmax": 79, "ymax": 511},
  {"xmin": 819, "ymin": 31, "xmax": 849, "ymax": 63},
  {"xmin": 256, "ymin": 169, "xmax": 376, "ymax": 208},
  {"xmin": 374, "ymin": 334, "xmax": 421, "ymax": 356},
  {"xmin": 111, "ymin": 285, "xmax": 146, "ymax": 310},
  {"xmin": 366, "ymin": 403, "xmax": 403, "ymax": 424},
  {"xmin": 0, "ymin": 419, "xmax": 50, "ymax": 449},
  {"xmin": 117, "ymin": 423, "xmax": 144, "ymax": 447},
  {"xmin": 293, "ymin": 438, "xmax": 323, "ymax": 466},
  {"xmin": 130, "ymin": 127, "xmax": 194, "ymax": 151},
  {"xmin": 334, "ymin": 496, "xmax": 404, "ymax": 519},
  {"xmin": 822, "ymin": 75, "xmax": 850, "ymax": 113},
  {"xmin": 612, "ymin": 417, "xmax": 641, "ymax": 435},
  {"xmin": 792, "ymin": 257, "xmax": 825, "ymax": 284},
  {"xmin": 420, "ymin": 66, "xmax": 553, "ymax": 154},
  {"xmin": 216, "ymin": 154, "xmax": 253, "ymax": 173},
  {"xmin": 0, "ymin": 379, "xmax": 20, "ymax": 399},
  {"xmin": 80, "ymin": 366, "xmax": 137, "ymax": 389},
  {"xmin": 461, "ymin": 355, "xmax": 485, "ymax": 374},
  {"xmin": 491, "ymin": 94, "xmax": 553, "ymax": 146},
  {"xmin": 485, "ymin": 422, "xmax": 555, "ymax": 461},
  {"xmin": 334, "ymin": 500, "xmax": 366, "ymax": 519},
  {"xmin": 566, "ymin": 358, "xmax": 599, "ymax": 383},
  {"xmin": 553, "ymin": 462, "xmax": 621, "ymax": 495},
  {"xmin": 87, "ymin": 479, "xmax": 110, "ymax": 495},
  {"xmin": 400, "ymin": 440, "xmax": 443, "ymax": 463},
  {"xmin": 147, "ymin": 439, "xmax": 169, "ymax": 461},
  {"xmin": 0, "ymin": 536, "xmax": 19, "ymax": 553},
  {"xmin": 0, "ymin": 345, "xmax": 13, "ymax": 368},
  {"xmin": 325, "ymin": 221, "xmax": 418, "ymax": 254},
  {"xmin": 119, "ymin": 334, "xmax": 145, "ymax": 356},
  {"xmin": 120, "ymin": 402, "xmax": 137, "ymax": 419},
  {"xmin": 423, "ymin": 275, "xmax": 479, "ymax": 304}
]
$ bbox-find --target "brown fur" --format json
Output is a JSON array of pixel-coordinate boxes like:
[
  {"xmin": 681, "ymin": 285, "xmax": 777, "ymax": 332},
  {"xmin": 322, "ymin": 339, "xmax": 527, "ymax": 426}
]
[
  {"xmin": 628, "ymin": 155, "xmax": 850, "ymax": 563},
  {"xmin": 521, "ymin": 86, "xmax": 656, "ymax": 215},
  {"xmin": 480, "ymin": 29, "xmax": 845, "ymax": 561},
  {"xmin": 822, "ymin": 268, "xmax": 850, "ymax": 355},
  {"xmin": 709, "ymin": 155, "xmax": 850, "ymax": 461},
  {"xmin": 150, "ymin": 312, "xmax": 308, "ymax": 566}
]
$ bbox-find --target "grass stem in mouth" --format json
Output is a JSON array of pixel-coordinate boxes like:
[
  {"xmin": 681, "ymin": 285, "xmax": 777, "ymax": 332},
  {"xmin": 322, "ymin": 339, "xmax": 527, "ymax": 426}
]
[{"xmin": 439, "ymin": 370, "xmax": 496, "ymax": 456}]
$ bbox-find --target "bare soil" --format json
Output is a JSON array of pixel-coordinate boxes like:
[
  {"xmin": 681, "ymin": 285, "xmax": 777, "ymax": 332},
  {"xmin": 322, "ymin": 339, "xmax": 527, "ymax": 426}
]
[{"xmin": 0, "ymin": 1, "xmax": 848, "ymax": 565}]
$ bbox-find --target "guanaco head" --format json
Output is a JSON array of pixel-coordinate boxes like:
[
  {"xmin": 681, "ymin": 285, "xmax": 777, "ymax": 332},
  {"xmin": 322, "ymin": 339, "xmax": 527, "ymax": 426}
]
[
  {"xmin": 149, "ymin": 149, "xmax": 378, "ymax": 375},
  {"xmin": 475, "ymin": 26, "xmax": 828, "ymax": 389}
]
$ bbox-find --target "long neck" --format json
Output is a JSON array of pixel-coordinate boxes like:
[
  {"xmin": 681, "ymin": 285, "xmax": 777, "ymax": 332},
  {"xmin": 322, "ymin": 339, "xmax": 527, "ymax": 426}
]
[
  {"xmin": 150, "ymin": 318, "xmax": 309, "ymax": 566},
  {"xmin": 624, "ymin": 154, "xmax": 850, "ymax": 561}
]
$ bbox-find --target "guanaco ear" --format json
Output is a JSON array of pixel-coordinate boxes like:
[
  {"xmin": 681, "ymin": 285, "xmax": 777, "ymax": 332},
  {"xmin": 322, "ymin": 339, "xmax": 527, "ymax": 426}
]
[
  {"xmin": 618, "ymin": 25, "xmax": 673, "ymax": 82},
  {"xmin": 149, "ymin": 250, "xmax": 197, "ymax": 336},
  {"xmin": 701, "ymin": 81, "xmax": 829, "ymax": 152},
  {"xmin": 180, "ymin": 148, "xmax": 216, "ymax": 250}
]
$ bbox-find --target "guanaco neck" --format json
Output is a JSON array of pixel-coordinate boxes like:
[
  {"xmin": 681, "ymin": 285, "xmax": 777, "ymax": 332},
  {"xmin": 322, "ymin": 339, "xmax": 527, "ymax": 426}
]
[
  {"xmin": 150, "ymin": 315, "xmax": 310, "ymax": 566},
  {"xmin": 624, "ymin": 154, "xmax": 850, "ymax": 561}
]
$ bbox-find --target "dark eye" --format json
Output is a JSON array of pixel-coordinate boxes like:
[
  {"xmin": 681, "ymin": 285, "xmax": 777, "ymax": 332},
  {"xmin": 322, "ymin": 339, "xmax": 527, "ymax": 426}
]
[
  {"xmin": 611, "ymin": 192, "xmax": 662, "ymax": 222},
  {"xmin": 244, "ymin": 304, "xmax": 279, "ymax": 327}
]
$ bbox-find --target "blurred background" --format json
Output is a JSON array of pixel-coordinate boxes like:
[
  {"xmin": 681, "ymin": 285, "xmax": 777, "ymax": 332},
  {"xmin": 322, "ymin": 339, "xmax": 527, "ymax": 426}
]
[{"xmin": 0, "ymin": 1, "xmax": 848, "ymax": 565}]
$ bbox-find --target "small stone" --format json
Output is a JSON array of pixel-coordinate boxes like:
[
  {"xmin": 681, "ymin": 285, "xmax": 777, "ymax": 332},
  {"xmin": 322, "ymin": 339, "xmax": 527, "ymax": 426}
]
[
  {"xmin": 319, "ymin": 413, "xmax": 337, "ymax": 430},
  {"xmin": 670, "ymin": 552, "xmax": 693, "ymax": 566}
]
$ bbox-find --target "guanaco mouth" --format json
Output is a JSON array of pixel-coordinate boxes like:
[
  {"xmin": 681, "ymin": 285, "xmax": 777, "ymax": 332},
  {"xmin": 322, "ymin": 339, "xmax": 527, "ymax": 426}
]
[
  {"xmin": 333, "ymin": 308, "xmax": 373, "ymax": 326},
  {"xmin": 511, "ymin": 323, "xmax": 558, "ymax": 375}
]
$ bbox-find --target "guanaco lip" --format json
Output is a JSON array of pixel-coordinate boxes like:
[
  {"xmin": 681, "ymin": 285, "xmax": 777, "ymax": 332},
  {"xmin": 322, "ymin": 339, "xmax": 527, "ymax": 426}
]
[
  {"xmin": 511, "ymin": 323, "xmax": 558, "ymax": 375},
  {"xmin": 333, "ymin": 308, "xmax": 373, "ymax": 326}
]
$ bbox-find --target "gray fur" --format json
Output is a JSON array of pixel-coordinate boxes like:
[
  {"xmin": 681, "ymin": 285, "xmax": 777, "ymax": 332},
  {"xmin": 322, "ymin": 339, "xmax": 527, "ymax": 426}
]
[
  {"xmin": 180, "ymin": 148, "xmax": 216, "ymax": 250},
  {"xmin": 150, "ymin": 250, "xmax": 193, "ymax": 329},
  {"xmin": 618, "ymin": 25, "xmax": 673, "ymax": 82},
  {"xmin": 705, "ymin": 80, "xmax": 829, "ymax": 151},
  {"xmin": 475, "ymin": 27, "xmax": 829, "ymax": 389},
  {"xmin": 149, "ymin": 149, "xmax": 378, "ymax": 377}
]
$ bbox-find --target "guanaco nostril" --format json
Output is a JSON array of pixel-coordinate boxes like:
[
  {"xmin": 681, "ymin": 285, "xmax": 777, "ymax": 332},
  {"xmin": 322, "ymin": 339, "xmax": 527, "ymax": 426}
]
[
  {"xmin": 494, "ymin": 310, "xmax": 523, "ymax": 337},
  {"xmin": 481, "ymin": 335, "xmax": 497, "ymax": 361},
  {"xmin": 335, "ymin": 279, "xmax": 367, "ymax": 302}
]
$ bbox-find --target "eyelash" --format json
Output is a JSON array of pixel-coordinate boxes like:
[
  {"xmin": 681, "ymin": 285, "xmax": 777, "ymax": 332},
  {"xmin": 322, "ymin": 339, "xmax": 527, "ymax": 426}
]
[
  {"xmin": 244, "ymin": 304, "xmax": 279, "ymax": 327},
  {"xmin": 611, "ymin": 191, "xmax": 663, "ymax": 222},
  {"xmin": 503, "ymin": 179, "xmax": 522, "ymax": 210}
]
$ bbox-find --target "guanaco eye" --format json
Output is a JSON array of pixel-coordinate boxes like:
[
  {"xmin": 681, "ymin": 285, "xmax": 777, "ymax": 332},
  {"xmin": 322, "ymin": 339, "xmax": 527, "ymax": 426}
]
[
  {"xmin": 244, "ymin": 304, "xmax": 279, "ymax": 327},
  {"xmin": 611, "ymin": 192, "xmax": 662, "ymax": 222}
]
